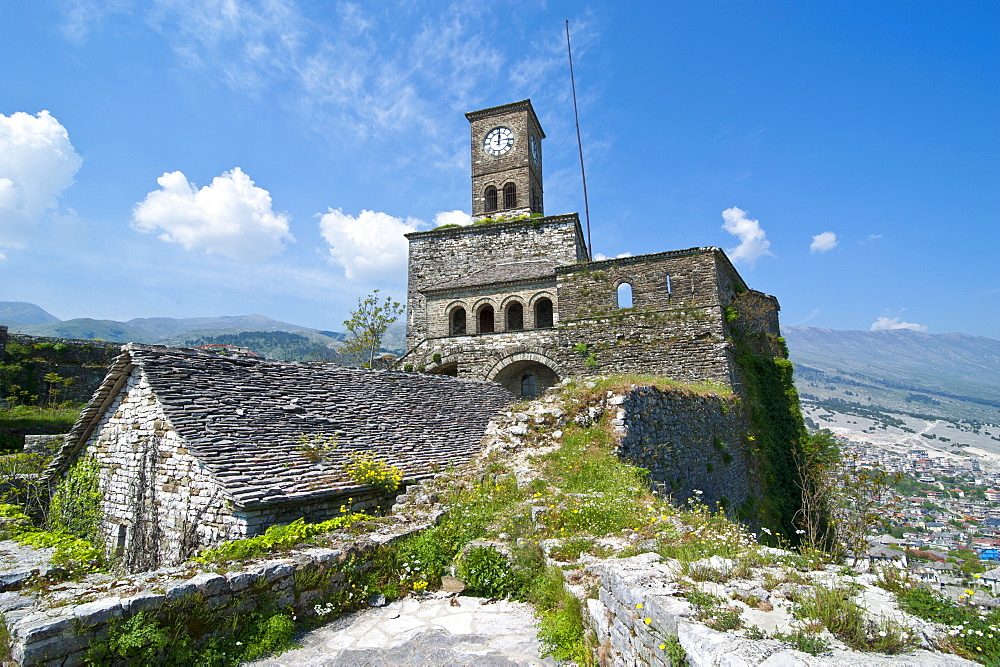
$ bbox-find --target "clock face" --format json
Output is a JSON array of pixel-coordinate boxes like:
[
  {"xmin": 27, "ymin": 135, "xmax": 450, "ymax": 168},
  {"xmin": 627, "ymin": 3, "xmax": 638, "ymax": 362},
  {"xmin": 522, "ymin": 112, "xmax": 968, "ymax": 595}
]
[
  {"xmin": 483, "ymin": 126, "xmax": 514, "ymax": 156},
  {"xmin": 530, "ymin": 135, "xmax": 540, "ymax": 165}
]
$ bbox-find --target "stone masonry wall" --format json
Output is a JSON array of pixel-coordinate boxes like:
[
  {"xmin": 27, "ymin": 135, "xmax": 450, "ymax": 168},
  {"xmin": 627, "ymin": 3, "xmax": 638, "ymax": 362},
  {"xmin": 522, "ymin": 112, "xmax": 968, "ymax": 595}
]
[
  {"xmin": 610, "ymin": 385, "xmax": 755, "ymax": 511},
  {"xmin": 2, "ymin": 506, "xmax": 437, "ymax": 666},
  {"xmin": 404, "ymin": 215, "xmax": 587, "ymax": 350},
  {"xmin": 585, "ymin": 553, "xmax": 807, "ymax": 666}
]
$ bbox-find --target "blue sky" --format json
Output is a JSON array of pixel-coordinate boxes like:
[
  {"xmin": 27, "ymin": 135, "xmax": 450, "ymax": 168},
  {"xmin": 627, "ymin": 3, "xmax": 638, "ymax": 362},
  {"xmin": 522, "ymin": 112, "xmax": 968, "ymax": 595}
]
[{"xmin": 1, "ymin": 1, "xmax": 997, "ymax": 338}]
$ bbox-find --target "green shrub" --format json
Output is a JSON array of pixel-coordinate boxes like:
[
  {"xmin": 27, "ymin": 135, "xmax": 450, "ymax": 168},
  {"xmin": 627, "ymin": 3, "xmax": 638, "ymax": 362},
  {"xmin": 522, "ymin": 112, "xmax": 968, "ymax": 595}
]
[{"xmin": 459, "ymin": 546, "xmax": 523, "ymax": 599}]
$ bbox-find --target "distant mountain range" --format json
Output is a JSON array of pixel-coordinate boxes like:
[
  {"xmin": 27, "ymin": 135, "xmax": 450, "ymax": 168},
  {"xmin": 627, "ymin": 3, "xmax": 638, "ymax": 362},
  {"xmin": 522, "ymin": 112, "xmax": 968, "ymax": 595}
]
[
  {"xmin": 0, "ymin": 301, "xmax": 404, "ymax": 361},
  {"xmin": 782, "ymin": 326, "xmax": 1000, "ymax": 424},
  {"xmin": 3, "ymin": 302, "xmax": 997, "ymax": 423}
]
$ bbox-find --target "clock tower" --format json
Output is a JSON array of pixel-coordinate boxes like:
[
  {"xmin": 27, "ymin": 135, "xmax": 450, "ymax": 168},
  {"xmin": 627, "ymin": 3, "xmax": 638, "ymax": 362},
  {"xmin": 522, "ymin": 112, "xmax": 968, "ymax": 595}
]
[{"xmin": 466, "ymin": 99, "xmax": 544, "ymax": 221}]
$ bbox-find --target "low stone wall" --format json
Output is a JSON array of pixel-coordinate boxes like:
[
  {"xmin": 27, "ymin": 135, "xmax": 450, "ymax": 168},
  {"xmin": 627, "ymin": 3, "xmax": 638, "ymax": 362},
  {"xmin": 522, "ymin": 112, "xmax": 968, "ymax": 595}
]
[
  {"xmin": 584, "ymin": 553, "xmax": 969, "ymax": 667},
  {"xmin": 2, "ymin": 500, "xmax": 440, "ymax": 665},
  {"xmin": 611, "ymin": 385, "xmax": 755, "ymax": 512}
]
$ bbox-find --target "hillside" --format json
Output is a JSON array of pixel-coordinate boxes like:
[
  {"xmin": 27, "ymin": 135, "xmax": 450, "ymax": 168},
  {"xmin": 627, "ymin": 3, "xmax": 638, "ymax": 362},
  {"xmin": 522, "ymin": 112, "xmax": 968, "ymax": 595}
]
[
  {"xmin": 0, "ymin": 302, "xmax": 60, "ymax": 326},
  {"xmin": 783, "ymin": 326, "xmax": 1000, "ymax": 422},
  {"xmin": 0, "ymin": 301, "xmax": 404, "ymax": 361}
]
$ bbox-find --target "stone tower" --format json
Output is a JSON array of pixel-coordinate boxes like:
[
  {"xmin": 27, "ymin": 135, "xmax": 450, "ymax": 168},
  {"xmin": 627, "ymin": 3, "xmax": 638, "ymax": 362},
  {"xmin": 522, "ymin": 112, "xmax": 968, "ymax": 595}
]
[
  {"xmin": 466, "ymin": 100, "xmax": 545, "ymax": 221},
  {"xmin": 400, "ymin": 100, "xmax": 783, "ymax": 401}
]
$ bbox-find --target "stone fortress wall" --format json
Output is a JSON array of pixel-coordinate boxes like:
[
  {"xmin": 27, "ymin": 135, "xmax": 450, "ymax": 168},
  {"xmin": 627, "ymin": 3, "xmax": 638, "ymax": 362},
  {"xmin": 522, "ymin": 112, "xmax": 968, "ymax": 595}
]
[
  {"xmin": 0, "ymin": 326, "xmax": 118, "ymax": 408},
  {"xmin": 399, "ymin": 216, "xmax": 782, "ymax": 396}
]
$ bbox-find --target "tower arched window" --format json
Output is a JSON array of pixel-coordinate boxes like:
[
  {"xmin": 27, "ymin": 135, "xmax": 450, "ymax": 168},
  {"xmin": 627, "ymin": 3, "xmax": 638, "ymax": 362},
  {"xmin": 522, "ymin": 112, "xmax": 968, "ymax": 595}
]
[
  {"xmin": 531, "ymin": 187, "xmax": 541, "ymax": 214},
  {"xmin": 450, "ymin": 308, "xmax": 466, "ymax": 336},
  {"xmin": 617, "ymin": 282, "xmax": 633, "ymax": 309},
  {"xmin": 503, "ymin": 182, "xmax": 517, "ymax": 209},
  {"xmin": 534, "ymin": 298, "xmax": 553, "ymax": 328},
  {"xmin": 506, "ymin": 302, "xmax": 524, "ymax": 331},
  {"xmin": 484, "ymin": 186, "xmax": 498, "ymax": 213},
  {"xmin": 478, "ymin": 305, "xmax": 495, "ymax": 333},
  {"xmin": 521, "ymin": 374, "xmax": 537, "ymax": 398}
]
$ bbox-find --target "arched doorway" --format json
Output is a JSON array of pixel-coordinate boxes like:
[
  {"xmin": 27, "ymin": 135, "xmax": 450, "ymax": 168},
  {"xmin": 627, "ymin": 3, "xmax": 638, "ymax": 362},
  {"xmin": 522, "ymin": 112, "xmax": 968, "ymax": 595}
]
[{"xmin": 493, "ymin": 359, "xmax": 559, "ymax": 397}]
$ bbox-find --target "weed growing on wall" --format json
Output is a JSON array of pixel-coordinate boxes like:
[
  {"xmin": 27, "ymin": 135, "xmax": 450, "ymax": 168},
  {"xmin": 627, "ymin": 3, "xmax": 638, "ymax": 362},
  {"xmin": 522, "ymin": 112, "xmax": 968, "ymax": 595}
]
[
  {"xmin": 345, "ymin": 452, "xmax": 402, "ymax": 492},
  {"xmin": 88, "ymin": 595, "xmax": 298, "ymax": 665},
  {"xmin": 196, "ymin": 514, "xmax": 370, "ymax": 562},
  {"xmin": 47, "ymin": 456, "xmax": 102, "ymax": 542}
]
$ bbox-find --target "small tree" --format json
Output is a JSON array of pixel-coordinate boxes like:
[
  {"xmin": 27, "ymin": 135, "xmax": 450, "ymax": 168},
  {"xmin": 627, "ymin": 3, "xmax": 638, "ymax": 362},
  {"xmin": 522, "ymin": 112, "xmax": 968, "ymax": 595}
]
[
  {"xmin": 794, "ymin": 429, "xmax": 903, "ymax": 563},
  {"xmin": 340, "ymin": 289, "xmax": 405, "ymax": 367}
]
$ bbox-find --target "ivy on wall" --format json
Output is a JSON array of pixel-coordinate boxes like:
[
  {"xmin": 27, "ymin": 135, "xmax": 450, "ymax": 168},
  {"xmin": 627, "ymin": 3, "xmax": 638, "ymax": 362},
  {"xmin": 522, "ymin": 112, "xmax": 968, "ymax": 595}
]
[{"xmin": 728, "ymin": 293, "xmax": 808, "ymax": 540}]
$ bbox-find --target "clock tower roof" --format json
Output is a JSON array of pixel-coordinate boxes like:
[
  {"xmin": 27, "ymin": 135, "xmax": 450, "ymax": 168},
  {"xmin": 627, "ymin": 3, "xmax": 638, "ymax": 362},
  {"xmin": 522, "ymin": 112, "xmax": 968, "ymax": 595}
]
[{"xmin": 465, "ymin": 99, "xmax": 545, "ymax": 138}]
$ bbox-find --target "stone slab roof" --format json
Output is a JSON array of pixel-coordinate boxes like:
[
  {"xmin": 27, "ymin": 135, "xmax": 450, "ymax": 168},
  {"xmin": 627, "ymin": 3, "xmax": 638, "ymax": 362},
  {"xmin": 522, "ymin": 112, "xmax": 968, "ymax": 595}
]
[
  {"xmin": 423, "ymin": 261, "xmax": 558, "ymax": 294},
  {"xmin": 48, "ymin": 345, "xmax": 514, "ymax": 509}
]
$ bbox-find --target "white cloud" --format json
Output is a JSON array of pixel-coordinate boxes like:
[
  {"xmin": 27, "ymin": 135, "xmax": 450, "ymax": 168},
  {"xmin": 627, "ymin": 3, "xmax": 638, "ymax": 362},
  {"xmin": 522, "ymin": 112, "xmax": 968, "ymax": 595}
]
[
  {"xmin": 59, "ymin": 0, "xmax": 133, "ymax": 43},
  {"xmin": 0, "ymin": 110, "xmax": 83, "ymax": 249},
  {"xmin": 721, "ymin": 206, "xmax": 773, "ymax": 267},
  {"xmin": 432, "ymin": 210, "xmax": 471, "ymax": 227},
  {"xmin": 131, "ymin": 167, "xmax": 292, "ymax": 261},
  {"xmin": 868, "ymin": 233, "xmax": 883, "ymax": 241},
  {"xmin": 809, "ymin": 231, "xmax": 838, "ymax": 254},
  {"xmin": 796, "ymin": 309, "xmax": 821, "ymax": 325},
  {"xmin": 0, "ymin": 251, "xmax": 6, "ymax": 261},
  {"xmin": 593, "ymin": 252, "xmax": 632, "ymax": 261},
  {"xmin": 870, "ymin": 316, "xmax": 927, "ymax": 333},
  {"xmin": 319, "ymin": 208, "xmax": 423, "ymax": 282}
]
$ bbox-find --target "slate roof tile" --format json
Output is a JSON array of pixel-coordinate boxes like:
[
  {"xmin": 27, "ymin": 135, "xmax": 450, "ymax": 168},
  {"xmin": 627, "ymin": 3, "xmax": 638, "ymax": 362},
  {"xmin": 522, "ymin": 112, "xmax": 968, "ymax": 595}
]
[{"xmin": 48, "ymin": 344, "xmax": 514, "ymax": 509}]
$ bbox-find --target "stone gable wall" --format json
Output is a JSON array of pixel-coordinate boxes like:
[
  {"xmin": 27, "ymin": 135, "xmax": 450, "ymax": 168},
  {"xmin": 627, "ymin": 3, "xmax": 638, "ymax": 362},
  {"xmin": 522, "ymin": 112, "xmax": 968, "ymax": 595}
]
[{"xmin": 81, "ymin": 369, "xmax": 243, "ymax": 571}]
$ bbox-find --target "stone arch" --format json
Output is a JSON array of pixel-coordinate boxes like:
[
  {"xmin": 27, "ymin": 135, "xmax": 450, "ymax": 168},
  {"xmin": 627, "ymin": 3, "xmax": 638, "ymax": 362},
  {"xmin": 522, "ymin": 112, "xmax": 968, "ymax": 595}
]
[
  {"xmin": 612, "ymin": 276, "xmax": 637, "ymax": 309},
  {"xmin": 502, "ymin": 182, "xmax": 517, "ymax": 209},
  {"xmin": 474, "ymin": 301, "xmax": 496, "ymax": 334},
  {"xmin": 446, "ymin": 301, "xmax": 468, "ymax": 336},
  {"xmin": 502, "ymin": 297, "xmax": 526, "ymax": 331},
  {"xmin": 530, "ymin": 292, "xmax": 555, "ymax": 329},
  {"xmin": 528, "ymin": 291, "xmax": 556, "ymax": 308},
  {"xmin": 486, "ymin": 350, "xmax": 562, "ymax": 397}
]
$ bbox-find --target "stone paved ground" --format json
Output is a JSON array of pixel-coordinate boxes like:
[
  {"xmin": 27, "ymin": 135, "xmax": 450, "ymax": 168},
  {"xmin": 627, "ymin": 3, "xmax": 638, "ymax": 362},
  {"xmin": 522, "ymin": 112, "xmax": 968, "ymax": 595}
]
[{"xmin": 250, "ymin": 594, "xmax": 555, "ymax": 666}]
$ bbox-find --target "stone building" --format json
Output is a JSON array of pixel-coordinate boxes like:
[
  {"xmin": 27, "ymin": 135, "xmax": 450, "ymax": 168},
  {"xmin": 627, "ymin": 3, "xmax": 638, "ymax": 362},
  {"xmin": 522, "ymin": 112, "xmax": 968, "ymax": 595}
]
[
  {"xmin": 398, "ymin": 100, "xmax": 782, "ymax": 396},
  {"xmin": 46, "ymin": 344, "xmax": 512, "ymax": 569}
]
